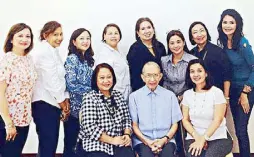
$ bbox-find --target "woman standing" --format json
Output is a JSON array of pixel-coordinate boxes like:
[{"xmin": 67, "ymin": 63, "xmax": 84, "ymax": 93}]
[
  {"xmin": 217, "ymin": 9, "xmax": 254, "ymax": 157},
  {"xmin": 188, "ymin": 21, "xmax": 231, "ymax": 99},
  {"xmin": 63, "ymin": 28, "xmax": 94, "ymax": 157},
  {"xmin": 79, "ymin": 63, "xmax": 135, "ymax": 157},
  {"xmin": 0, "ymin": 23, "xmax": 37, "ymax": 157},
  {"xmin": 161, "ymin": 30, "xmax": 196, "ymax": 156},
  {"xmin": 32, "ymin": 21, "xmax": 70, "ymax": 157},
  {"xmin": 182, "ymin": 59, "xmax": 232, "ymax": 157},
  {"xmin": 127, "ymin": 17, "xmax": 166, "ymax": 92},
  {"xmin": 95, "ymin": 24, "xmax": 131, "ymax": 100}
]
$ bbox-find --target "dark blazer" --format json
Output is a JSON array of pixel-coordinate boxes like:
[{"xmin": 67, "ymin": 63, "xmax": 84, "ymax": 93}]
[
  {"xmin": 127, "ymin": 39, "xmax": 166, "ymax": 91},
  {"xmin": 190, "ymin": 41, "xmax": 232, "ymax": 90}
]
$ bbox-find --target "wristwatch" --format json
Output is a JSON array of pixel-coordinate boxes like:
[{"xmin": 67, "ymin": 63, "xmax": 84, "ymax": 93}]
[{"xmin": 204, "ymin": 134, "xmax": 210, "ymax": 141}]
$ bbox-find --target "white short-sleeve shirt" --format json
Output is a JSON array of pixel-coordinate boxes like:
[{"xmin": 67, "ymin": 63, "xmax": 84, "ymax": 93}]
[{"xmin": 182, "ymin": 86, "xmax": 227, "ymax": 141}]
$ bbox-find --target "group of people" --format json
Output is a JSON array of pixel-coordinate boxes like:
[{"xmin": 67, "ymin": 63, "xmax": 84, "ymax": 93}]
[{"xmin": 0, "ymin": 8, "xmax": 253, "ymax": 157}]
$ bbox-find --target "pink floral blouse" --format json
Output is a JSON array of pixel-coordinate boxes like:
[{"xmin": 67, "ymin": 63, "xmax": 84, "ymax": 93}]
[{"xmin": 0, "ymin": 52, "xmax": 37, "ymax": 126}]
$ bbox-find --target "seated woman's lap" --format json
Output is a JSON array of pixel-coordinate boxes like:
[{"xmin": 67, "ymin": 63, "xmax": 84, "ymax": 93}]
[{"xmin": 185, "ymin": 133, "xmax": 232, "ymax": 157}]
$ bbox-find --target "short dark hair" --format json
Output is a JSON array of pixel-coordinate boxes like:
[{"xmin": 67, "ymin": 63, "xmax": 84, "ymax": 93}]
[
  {"xmin": 166, "ymin": 30, "xmax": 189, "ymax": 55},
  {"xmin": 4, "ymin": 23, "xmax": 34, "ymax": 54},
  {"xmin": 91, "ymin": 63, "xmax": 117, "ymax": 92},
  {"xmin": 68, "ymin": 28, "xmax": 94, "ymax": 67},
  {"xmin": 102, "ymin": 23, "xmax": 122, "ymax": 42},
  {"xmin": 135, "ymin": 17, "xmax": 156, "ymax": 41},
  {"xmin": 185, "ymin": 59, "xmax": 213, "ymax": 91},
  {"xmin": 217, "ymin": 9, "xmax": 243, "ymax": 50},
  {"xmin": 188, "ymin": 21, "xmax": 211, "ymax": 45},
  {"xmin": 40, "ymin": 21, "xmax": 61, "ymax": 41}
]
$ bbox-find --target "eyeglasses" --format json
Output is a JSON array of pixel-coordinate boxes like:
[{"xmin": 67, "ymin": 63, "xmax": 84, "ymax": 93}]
[{"xmin": 143, "ymin": 73, "xmax": 161, "ymax": 79}]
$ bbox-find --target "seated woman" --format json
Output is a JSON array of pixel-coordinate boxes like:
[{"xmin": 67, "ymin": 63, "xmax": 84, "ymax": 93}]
[
  {"xmin": 79, "ymin": 63, "xmax": 135, "ymax": 157},
  {"xmin": 182, "ymin": 59, "xmax": 233, "ymax": 157}
]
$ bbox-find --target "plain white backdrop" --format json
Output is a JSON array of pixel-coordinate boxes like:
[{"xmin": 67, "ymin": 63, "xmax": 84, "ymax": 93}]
[{"xmin": 0, "ymin": 0, "xmax": 254, "ymax": 153}]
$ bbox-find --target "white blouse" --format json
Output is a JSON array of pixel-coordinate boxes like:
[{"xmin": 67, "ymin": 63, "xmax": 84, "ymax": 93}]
[
  {"xmin": 95, "ymin": 43, "xmax": 131, "ymax": 99},
  {"xmin": 182, "ymin": 86, "xmax": 227, "ymax": 141},
  {"xmin": 31, "ymin": 40, "xmax": 69, "ymax": 108}
]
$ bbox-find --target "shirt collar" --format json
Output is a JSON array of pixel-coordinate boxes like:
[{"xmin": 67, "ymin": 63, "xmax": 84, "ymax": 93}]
[
  {"xmin": 167, "ymin": 51, "xmax": 189, "ymax": 63},
  {"xmin": 103, "ymin": 42, "xmax": 118, "ymax": 52},
  {"xmin": 143, "ymin": 85, "xmax": 162, "ymax": 96},
  {"xmin": 42, "ymin": 40, "xmax": 58, "ymax": 53},
  {"xmin": 193, "ymin": 41, "xmax": 210, "ymax": 53}
]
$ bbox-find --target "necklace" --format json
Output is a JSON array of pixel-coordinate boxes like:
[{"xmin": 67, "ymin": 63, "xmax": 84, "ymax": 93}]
[
  {"xmin": 143, "ymin": 43, "xmax": 153, "ymax": 49},
  {"xmin": 195, "ymin": 50, "xmax": 208, "ymax": 60},
  {"xmin": 101, "ymin": 96, "xmax": 116, "ymax": 116},
  {"xmin": 193, "ymin": 91, "xmax": 206, "ymax": 115},
  {"xmin": 202, "ymin": 50, "xmax": 208, "ymax": 60}
]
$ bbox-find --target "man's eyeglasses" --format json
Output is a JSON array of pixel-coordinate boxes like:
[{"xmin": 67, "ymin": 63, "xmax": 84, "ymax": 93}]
[{"xmin": 143, "ymin": 73, "xmax": 161, "ymax": 79}]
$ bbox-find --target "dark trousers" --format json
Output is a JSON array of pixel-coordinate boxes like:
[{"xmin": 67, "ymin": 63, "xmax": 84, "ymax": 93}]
[
  {"xmin": 0, "ymin": 123, "xmax": 29, "ymax": 157},
  {"xmin": 63, "ymin": 115, "xmax": 80, "ymax": 157},
  {"xmin": 230, "ymin": 85, "xmax": 254, "ymax": 157},
  {"xmin": 86, "ymin": 146, "xmax": 135, "ymax": 157},
  {"xmin": 32, "ymin": 101, "xmax": 61, "ymax": 157},
  {"xmin": 135, "ymin": 142, "xmax": 176, "ymax": 157},
  {"xmin": 184, "ymin": 132, "xmax": 232, "ymax": 157}
]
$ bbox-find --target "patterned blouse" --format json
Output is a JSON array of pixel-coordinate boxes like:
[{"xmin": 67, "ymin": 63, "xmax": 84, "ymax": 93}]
[
  {"xmin": 79, "ymin": 90, "xmax": 132, "ymax": 155},
  {"xmin": 161, "ymin": 52, "xmax": 197, "ymax": 96},
  {"xmin": 64, "ymin": 54, "xmax": 93, "ymax": 118},
  {"xmin": 0, "ymin": 52, "xmax": 37, "ymax": 126}
]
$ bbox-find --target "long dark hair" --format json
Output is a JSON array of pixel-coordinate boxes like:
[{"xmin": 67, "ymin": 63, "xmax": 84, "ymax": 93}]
[
  {"xmin": 185, "ymin": 59, "xmax": 213, "ymax": 91},
  {"xmin": 4, "ymin": 23, "xmax": 34, "ymax": 54},
  {"xmin": 166, "ymin": 30, "xmax": 189, "ymax": 55},
  {"xmin": 217, "ymin": 9, "xmax": 243, "ymax": 50},
  {"xmin": 68, "ymin": 28, "xmax": 94, "ymax": 67},
  {"xmin": 91, "ymin": 63, "xmax": 117, "ymax": 93},
  {"xmin": 188, "ymin": 21, "xmax": 211, "ymax": 45}
]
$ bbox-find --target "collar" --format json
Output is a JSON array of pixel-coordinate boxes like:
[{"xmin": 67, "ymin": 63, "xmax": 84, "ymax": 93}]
[
  {"xmin": 143, "ymin": 85, "xmax": 162, "ymax": 96},
  {"xmin": 42, "ymin": 40, "xmax": 58, "ymax": 53},
  {"xmin": 193, "ymin": 41, "xmax": 211, "ymax": 54},
  {"xmin": 166, "ymin": 52, "xmax": 189, "ymax": 63},
  {"xmin": 103, "ymin": 42, "xmax": 118, "ymax": 52}
]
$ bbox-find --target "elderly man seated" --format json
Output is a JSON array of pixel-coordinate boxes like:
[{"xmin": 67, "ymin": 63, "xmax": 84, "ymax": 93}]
[{"xmin": 128, "ymin": 61, "xmax": 183, "ymax": 157}]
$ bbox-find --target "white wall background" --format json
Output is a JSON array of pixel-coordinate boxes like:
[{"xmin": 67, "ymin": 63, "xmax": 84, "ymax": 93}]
[{"xmin": 0, "ymin": 0, "xmax": 254, "ymax": 154}]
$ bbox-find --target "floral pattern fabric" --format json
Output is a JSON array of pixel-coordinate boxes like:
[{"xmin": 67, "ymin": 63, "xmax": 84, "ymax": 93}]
[
  {"xmin": 64, "ymin": 54, "xmax": 93, "ymax": 118},
  {"xmin": 0, "ymin": 52, "xmax": 37, "ymax": 126}
]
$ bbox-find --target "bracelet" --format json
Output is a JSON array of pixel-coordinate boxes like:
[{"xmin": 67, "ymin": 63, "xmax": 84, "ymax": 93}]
[
  {"xmin": 242, "ymin": 91, "xmax": 249, "ymax": 95},
  {"xmin": 225, "ymin": 97, "xmax": 230, "ymax": 100},
  {"xmin": 162, "ymin": 135, "xmax": 170, "ymax": 141},
  {"xmin": 5, "ymin": 122, "xmax": 14, "ymax": 129}
]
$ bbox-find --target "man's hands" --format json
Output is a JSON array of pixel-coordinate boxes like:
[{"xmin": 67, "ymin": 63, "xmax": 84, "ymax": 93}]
[{"xmin": 144, "ymin": 137, "xmax": 168, "ymax": 154}]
